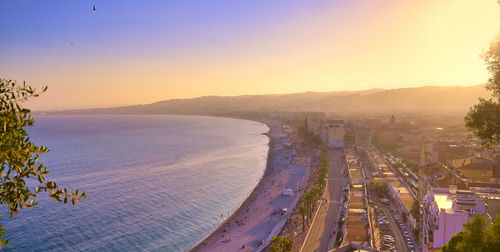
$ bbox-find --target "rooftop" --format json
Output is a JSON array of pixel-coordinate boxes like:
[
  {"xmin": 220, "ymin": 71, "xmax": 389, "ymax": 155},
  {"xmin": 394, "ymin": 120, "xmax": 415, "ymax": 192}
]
[
  {"xmin": 331, "ymin": 243, "xmax": 379, "ymax": 252},
  {"xmin": 345, "ymin": 211, "xmax": 369, "ymax": 244},
  {"xmin": 391, "ymin": 180, "xmax": 415, "ymax": 210},
  {"xmin": 434, "ymin": 194, "xmax": 453, "ymax": 210},
  {"xmin": 430, "ymin": 188, "xmax": 487, "ymax": 215}
]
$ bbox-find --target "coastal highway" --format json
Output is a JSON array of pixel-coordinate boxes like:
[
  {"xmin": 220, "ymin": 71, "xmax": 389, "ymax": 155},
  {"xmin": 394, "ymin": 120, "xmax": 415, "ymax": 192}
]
[{"xmin": 300, "ymin": 149, "xmax": 348, "ymax": 252}]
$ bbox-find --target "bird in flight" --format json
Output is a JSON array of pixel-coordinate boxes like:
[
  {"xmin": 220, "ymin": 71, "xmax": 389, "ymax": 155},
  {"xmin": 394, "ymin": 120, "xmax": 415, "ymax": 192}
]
[{"xmin": 93, "ymin": 5, "xmax": 96, "ymax": 11}]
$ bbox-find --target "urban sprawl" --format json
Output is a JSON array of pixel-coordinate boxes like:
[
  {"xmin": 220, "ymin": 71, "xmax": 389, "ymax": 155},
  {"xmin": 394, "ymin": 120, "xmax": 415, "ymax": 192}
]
[{"xmin": 264, "ymin": 111, "xmax": 498, "ymax": 252}]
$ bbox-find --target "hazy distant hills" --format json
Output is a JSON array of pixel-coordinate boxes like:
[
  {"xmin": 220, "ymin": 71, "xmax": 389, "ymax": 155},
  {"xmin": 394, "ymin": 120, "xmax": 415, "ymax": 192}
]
[{"xmin": 63, "ymin": 85, "xmax": 490, "ymax": 116}]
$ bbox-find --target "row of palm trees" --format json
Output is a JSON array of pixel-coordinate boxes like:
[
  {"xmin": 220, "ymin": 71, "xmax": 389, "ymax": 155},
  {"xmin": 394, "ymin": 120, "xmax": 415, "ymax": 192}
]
[
  {"xmin": 268, "ymin": 147, "xmax": 329, "ymax": 251},
  {"xmin": 269, "ymin": 146, "xmax": 330, "ymax": 251},
  {"xmin": 298, "ymin": 147, "xmax": 329, "ymax": 232}
]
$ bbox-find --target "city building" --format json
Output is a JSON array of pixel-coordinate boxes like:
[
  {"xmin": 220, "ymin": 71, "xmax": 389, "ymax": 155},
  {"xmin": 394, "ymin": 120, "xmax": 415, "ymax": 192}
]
[
  {"xmin": 418, "ymin": 163, "xmax": 467, "ymax": 201},
  {"xmin": 398, "ymin": 145, "xmax": 421, "ymax": 164},
  {"xmin": 332, "ymin": 243, "xmax": 378, "ymax": 252},
  {"xmin": 422, "ymin": 186, "xmax": 487, "ymax": 249},
  {"xmin": 301, "ymin": 111, "xmax": 326, "ymax": 121},
  {"xmin": 307, "ymin": 119, "xmax": 323, "ymax": 136},
  {"xmin": 356, "ymin": 126, "xmax": 372, "ymax": 146},
  {"xmin": 344, "ymin": 123, "xmax": 357, "ymax": 147},
  {"xmin": 327, "ymin": 120, "xmax": 345, "ymax": 147},
  {"xmin": 457, "ymin": 158, "xmax": 494, "ymax": 182},
  {"xmin": 344, "ymin": 158, "xmax": 370, "ymax": 245},
  {"xmin": 388, "ymin": 179, "xmax": 417, "ymax": 229},
  {"xmin": 425, "ymin": 142, "xmax": 470, "ymax": 164},
  {"xmin": 303, "ymin": 112, "xmax": 326, "ymax": 136}
]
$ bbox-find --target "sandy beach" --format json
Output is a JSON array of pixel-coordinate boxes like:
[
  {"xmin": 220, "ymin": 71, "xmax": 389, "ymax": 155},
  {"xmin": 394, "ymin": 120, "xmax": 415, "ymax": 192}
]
[{"xmin": 190, "ymin": 119, "xmax": 310, "ymax": 252}]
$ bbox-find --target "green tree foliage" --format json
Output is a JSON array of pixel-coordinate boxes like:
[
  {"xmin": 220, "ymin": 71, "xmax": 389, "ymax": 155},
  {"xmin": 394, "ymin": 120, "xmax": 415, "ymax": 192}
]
[
  {"xmin": 269, "ymin": 235, "xmax": 293, "ymax": 252},
  {"xmin": 402, "ymin": 158, "xmax": 418, "ymax": 173},
  {"xmin": 372, "ymin": 133, "xmax": 397, "ymax": 154},
  {"xmin": 317, "ymin": 148, "xmax": 329, "ymax": 189},
  {"xmin": 465, "ymin": 33, "xmax": 500, "ymax": 146},
  {"xmin": 0, "ymin": 79, "xmax": 85, "ymax": 247},
  {"xmin": 440, "ymin": 214, "xmax": 500, "ymax": 252},
  {"xmin": 297, "ymin": 125, "xmax": 322, "ymax": 147},
  {"xmin": 369, "ymin": 180, "xmax": 390, "ymax": 197},
  {"xmin": 410, "ymin": 201, "xmax": 421, "ymax": 223},
  {"xmin": 441, "ymin": 231, "xmax": 465, "ymax": 252}
]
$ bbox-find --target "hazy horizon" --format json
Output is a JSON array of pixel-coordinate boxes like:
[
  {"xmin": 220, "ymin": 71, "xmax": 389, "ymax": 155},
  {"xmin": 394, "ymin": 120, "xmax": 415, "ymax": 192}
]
[
  {"xmin": 1, "ymin": 0, "xmax": 499, "ymax": 110},
  {"xmin": 33, "ymin": 84, "xmax": 484, "ymax": 111}
]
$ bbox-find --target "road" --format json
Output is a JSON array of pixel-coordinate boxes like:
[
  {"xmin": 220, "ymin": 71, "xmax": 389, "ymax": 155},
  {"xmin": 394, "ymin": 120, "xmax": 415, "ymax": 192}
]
[
  {"xmin": 300, "ymin": 149, "xmax": 348, "ymax": 252},
  {"xmin": 382, "ymin": 208, "xmax": 409, "ymax": 252}
]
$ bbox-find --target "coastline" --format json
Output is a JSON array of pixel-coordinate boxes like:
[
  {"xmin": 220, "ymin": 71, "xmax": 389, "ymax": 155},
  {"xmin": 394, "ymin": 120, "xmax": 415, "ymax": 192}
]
[
  {"xmin": 188, "ymin": 118, "xmax": 278, "ymax": 251},
  {"xmin": 44, "ymin": 113, "xmax": 302, "ymax": 252},
  {"xmin": 189, "ymin": 115, "xmax": 310, "ymax": 251}
]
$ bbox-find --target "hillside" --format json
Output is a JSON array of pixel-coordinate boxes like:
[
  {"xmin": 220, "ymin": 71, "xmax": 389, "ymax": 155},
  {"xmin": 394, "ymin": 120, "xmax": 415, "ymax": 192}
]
[{"xmin": 60, "ymin": 85, "xmax": 490, "ymax": 116}]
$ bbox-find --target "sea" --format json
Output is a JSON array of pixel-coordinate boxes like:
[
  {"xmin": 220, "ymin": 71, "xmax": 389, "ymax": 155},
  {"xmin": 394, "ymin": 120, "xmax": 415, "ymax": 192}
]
[{"xmin": 1, "ymin": 115, "xmax": 269, "ymax": 251}]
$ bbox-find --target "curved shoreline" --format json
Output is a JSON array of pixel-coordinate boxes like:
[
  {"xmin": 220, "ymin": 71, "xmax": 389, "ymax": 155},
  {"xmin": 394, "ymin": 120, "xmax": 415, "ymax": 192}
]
[
  {"xmin": 43, "ymin": 113, "xmax": 282, "ymax": 251},
  {"xmin": 189, "ymin": 118, "xmax": 278, "ymax": 251}
]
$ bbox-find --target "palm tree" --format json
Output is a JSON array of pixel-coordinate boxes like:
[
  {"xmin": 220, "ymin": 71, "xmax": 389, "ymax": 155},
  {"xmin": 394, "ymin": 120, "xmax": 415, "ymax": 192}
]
[
  {"xmin": 304, "ymin": 193, "xmax": 316, "ymax": 217},
  {"xmin": 316, "ymin": 173, "xmax": 326, "ymax": 189},
  {"xmin": 298, "ymin": 206, "xmax": 310, "ymax": 232}
]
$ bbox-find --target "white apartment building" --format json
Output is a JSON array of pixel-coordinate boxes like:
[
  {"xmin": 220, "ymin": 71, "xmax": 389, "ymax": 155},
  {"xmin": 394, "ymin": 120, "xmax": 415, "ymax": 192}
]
[{"xmin": 422, "ymin": 186, "xmax": 486, "ymax": 250}]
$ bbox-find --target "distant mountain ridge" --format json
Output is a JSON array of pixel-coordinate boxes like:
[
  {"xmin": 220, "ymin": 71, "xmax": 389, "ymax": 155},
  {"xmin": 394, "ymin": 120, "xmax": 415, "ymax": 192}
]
[{"xmin": 59, "ymin": 85, "xmax": 490, "ymax": 115}]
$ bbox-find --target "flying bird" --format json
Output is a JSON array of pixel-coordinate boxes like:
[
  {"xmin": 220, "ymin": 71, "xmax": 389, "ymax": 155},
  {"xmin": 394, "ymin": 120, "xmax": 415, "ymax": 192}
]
[{"xmin": 93, "ymin": 5, "xmax": 96, "ymax": 11}]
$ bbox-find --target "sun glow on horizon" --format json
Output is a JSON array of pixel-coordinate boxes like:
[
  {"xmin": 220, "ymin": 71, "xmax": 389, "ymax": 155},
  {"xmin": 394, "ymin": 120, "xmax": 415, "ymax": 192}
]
[{"xmin": 1, "ymin": 0, "xmax": 499, "ymax": 110}]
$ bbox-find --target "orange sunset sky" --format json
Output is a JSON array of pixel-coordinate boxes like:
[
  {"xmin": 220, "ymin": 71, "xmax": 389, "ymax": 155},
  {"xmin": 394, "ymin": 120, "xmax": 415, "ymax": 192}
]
[{"xmin": 1, "ymin": 0, "xmax": 499, "ymax": 110}]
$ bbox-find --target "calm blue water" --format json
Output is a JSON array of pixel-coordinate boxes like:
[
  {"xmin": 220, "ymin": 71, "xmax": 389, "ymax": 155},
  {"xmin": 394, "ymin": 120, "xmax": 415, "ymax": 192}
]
[{"xmin": 2, "ymin": 115, "xmax": 269, "ymax": 251}]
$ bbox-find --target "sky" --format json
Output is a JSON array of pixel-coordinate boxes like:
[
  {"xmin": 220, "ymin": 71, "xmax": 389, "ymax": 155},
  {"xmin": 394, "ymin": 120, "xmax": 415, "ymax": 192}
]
[{"xmin": 1, "ymin": 0, "xmax": 499, "ymax": 110}]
